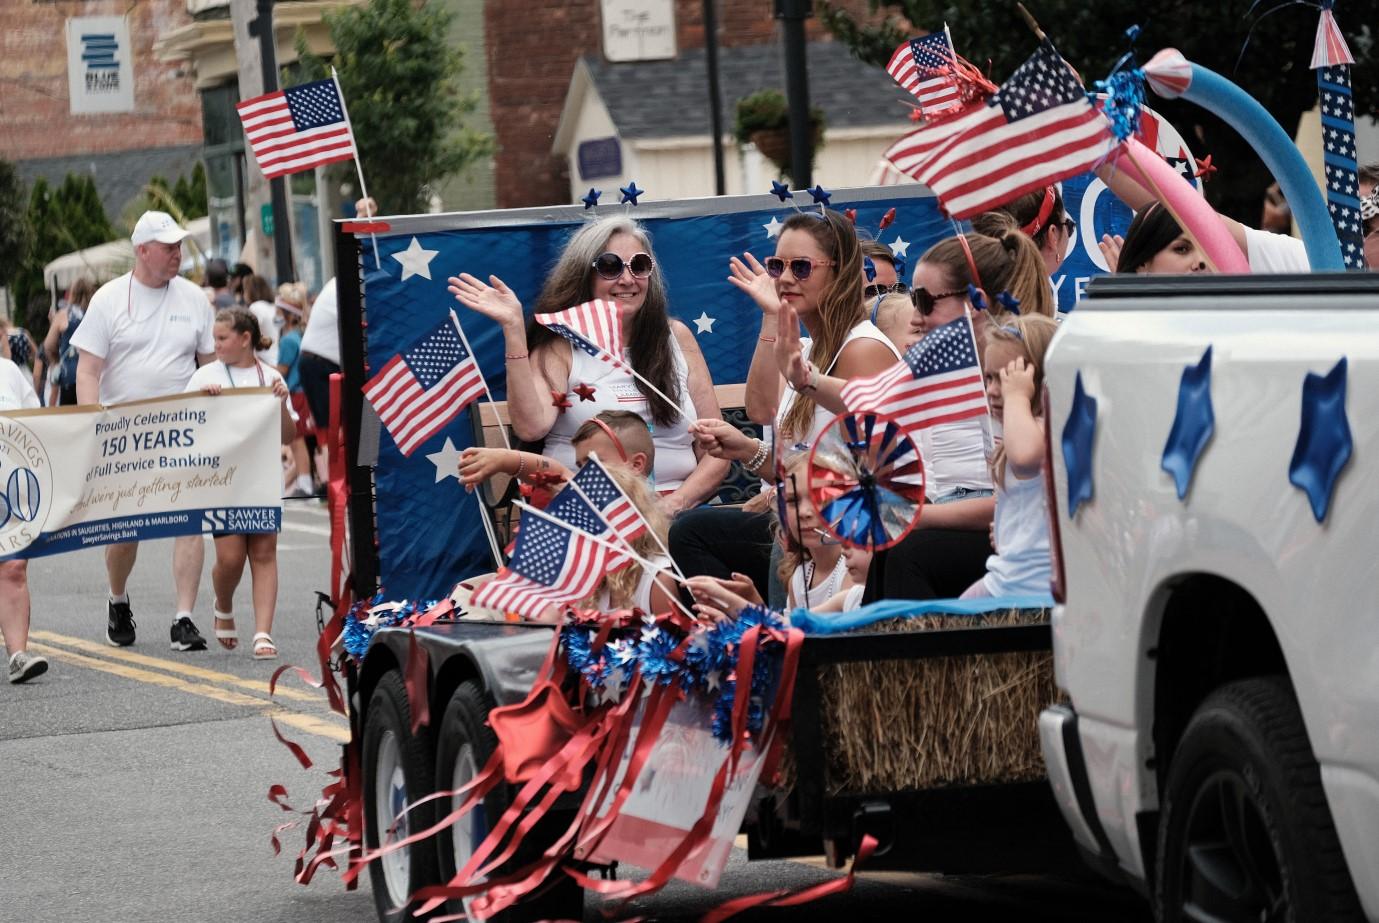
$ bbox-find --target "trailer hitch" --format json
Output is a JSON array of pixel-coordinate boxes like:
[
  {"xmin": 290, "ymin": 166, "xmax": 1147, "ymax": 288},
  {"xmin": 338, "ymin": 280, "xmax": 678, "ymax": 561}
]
[{"xmin": 852, "ymin": 800, "xmax": 895, "ymax": 858}]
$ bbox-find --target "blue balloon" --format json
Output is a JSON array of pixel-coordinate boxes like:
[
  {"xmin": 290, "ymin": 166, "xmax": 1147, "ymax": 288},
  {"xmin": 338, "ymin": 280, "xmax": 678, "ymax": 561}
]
[{"xmin": 1184, "ymin": 65, "xmax": 1344, "ymax": 271}]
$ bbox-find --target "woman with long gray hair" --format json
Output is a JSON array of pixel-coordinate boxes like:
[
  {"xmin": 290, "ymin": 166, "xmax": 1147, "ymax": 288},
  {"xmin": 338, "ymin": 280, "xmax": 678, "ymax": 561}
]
[{"xmin": 448, "ymin": 216, "xmax": 728, "ymax": 514}]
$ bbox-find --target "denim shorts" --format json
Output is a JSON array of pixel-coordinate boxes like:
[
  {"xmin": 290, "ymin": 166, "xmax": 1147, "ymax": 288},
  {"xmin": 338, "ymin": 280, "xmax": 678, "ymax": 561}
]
[{"xmin": 933, "ymin": 486, "xmax": 995, "ymax": 504}]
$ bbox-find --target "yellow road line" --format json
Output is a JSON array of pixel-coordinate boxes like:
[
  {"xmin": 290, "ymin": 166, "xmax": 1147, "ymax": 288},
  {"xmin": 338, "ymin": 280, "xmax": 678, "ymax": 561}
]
[
  {"xmin": 30, "ymin": 631, "xmax": 325, "ymax": 704},
  {"xmin": 26, "ymin": 643, "xmax": 350, "ymax": 743}
]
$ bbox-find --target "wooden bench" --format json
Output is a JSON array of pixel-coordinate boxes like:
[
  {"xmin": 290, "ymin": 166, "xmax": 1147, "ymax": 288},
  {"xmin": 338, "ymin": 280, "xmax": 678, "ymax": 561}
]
[{"xmin": 468, "ymin": 383, "xmax": 762, "ymax": 553}]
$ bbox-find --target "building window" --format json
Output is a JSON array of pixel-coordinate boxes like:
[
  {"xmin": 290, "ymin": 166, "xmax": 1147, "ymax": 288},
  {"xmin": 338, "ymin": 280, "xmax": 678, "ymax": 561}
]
[{"xmin": 201, "ymin": 83, "xmax": 246, "ymax": 261}]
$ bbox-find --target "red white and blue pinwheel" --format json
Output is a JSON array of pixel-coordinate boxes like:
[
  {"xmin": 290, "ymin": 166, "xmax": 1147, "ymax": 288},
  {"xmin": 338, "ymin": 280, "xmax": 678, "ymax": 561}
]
[{"xmin": 807, "ymin": 411, "xmax": 926, "ymax": 550}]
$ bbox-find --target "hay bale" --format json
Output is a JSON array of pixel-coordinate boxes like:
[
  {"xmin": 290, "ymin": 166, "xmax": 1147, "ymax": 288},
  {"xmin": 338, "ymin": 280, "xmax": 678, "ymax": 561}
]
[{"xmin": 815, "ymin": 609, "xmax": 1057, "ymax": 795}]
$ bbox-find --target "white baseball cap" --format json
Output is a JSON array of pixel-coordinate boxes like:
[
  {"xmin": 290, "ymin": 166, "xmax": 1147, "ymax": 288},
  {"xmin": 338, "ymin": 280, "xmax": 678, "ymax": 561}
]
[{"xmin": 131, "ymin": 210, "xmax": 190, "ymax": 246}]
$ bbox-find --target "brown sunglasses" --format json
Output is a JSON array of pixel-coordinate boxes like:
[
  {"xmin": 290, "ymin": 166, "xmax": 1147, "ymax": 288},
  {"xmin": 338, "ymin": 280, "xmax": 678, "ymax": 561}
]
[{"xmin": 910, "ymin": 286, "xmax": 966, "ymax": 316}]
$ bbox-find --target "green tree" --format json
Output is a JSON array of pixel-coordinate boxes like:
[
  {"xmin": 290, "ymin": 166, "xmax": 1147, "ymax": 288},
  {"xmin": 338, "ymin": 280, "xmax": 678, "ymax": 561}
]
[
  {"xmin": 12, "ymin": 174, "xmax": 117, "ymax": 331},
  {"xmin": 296, "ymin": 0, "xmax": 493, "ymax": 213},
  {"xmin": 819, "ymin": 0, "xmax": 1379, "ymax": 223},
  {"xmin": 0, "ymin": 160, "xmax": 31, "ymax": 297}
]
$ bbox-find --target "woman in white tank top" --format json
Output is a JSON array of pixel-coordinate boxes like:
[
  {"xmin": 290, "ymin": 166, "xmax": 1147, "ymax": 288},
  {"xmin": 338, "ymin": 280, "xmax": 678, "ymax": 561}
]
[{"xmin": 450, "ymin": 217, "xmax": 728, "ymax": 512}]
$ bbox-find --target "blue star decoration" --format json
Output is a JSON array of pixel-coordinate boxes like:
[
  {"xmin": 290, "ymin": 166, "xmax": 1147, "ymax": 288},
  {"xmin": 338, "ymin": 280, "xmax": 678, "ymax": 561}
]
[
  {"xmin": 1289, "ymin": 357, "xmax": 1352, "ymax": 523},
  {"xmin": 582, "ymin": 188, "xmax": 601, "ymax": 209},
  {"xmin": 807, "ymin": 184, "xmax": 831, "ymax": 206},
  {"xmin": 770, "ymin": 180, "xmax": 792, "ymax": 202},
  {"xmin": 1061, "ymin": 372, "xmax": 1097, "ymax": 518},
  {"xmin": 1161, "ymin": 346, "xmax": 1214, "ymax": 501},
  {"xmin": 619, "ymin": 181, "xmax": 643, "ymax": 205}
]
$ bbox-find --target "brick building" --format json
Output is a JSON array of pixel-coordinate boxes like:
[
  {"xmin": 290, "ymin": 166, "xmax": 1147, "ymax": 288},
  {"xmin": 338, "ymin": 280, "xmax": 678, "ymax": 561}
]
[
  {"xmin": 485, "ymin": 0, "xmax": 878, "ymax": 208},
  {"xmin": 0, "ymin": 0, "xmax": 204, "ymax": 219}
]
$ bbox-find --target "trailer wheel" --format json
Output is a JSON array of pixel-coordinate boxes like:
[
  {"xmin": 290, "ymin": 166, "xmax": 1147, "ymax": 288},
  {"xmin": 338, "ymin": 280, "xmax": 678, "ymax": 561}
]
[
  {"xmin": 1155, "ymin": 676, "xmax": 1364, "ymax": 923},
  {"xmin": 435, "ymin": 680, "xmax": 583, "ymax": 923},
  {"xmin": 363, "ymin": 670, "xmax": 438, "ymax": 922}
]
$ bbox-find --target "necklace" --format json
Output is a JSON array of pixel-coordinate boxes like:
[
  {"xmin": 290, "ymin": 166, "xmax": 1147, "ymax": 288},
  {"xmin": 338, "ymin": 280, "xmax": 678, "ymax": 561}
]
[
  {"xmin": 801, "ymin": 555, "xmax": 845, "ymax": 606},
  {"xmin": 127, "ymin": 273, "xmax": 172, "ymax": 319},
  {"xmin": 223, "ymin": 359, "xmax": 266, "ymax": 387}
]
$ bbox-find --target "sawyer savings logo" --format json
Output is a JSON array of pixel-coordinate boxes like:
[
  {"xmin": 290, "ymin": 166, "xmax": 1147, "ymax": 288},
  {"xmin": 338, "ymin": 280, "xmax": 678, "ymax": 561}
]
[
  {"xmin": 0, "ymin": 418, "xmax": 52, "ymax": 555},
  {"xmin": 80, "ymin": 30, "xmax": 121, "ymax": 93}
]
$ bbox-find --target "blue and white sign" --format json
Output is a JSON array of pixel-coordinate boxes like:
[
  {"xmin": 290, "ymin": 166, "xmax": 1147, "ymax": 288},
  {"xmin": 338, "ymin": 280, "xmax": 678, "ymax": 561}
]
[
  {"xmin": 0, "ymin": 391, "xmax": 282, "ymax": 560},
  {"xmin": 66, "ymin": 16, "xmax": 135, "ymax": 115}
]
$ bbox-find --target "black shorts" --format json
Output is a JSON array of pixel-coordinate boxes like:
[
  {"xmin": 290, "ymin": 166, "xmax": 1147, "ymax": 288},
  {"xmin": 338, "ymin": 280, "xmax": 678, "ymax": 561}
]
[{"xmin": 299, "ymin": 351, "xmax": 341, "ymax": 434}]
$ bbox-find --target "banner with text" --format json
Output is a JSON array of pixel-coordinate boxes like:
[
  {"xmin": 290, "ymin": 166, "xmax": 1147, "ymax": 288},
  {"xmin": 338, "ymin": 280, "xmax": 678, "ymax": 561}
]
[{"xmin": 0, "ymin": 390, "xmax": 282, "ymax": 560}]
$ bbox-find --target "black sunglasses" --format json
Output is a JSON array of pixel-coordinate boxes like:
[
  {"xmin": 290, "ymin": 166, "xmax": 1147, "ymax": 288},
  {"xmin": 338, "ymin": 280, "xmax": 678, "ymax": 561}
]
[
  {"xmin": 910, "ymin": 286, "xmax": 967, "ymax": 316},
  {"xmin": 764, "ymin": 256, "xmax": 835, "ymax": 281},
  {"xmin": 591, "ymin": 251, "xmax": 654, "ymax": 281},
  {"xmin": 864, "ymin": 281, "xmax": 910, "ymax": 299},
  {"xmin": 1058, "ymin": 216, "xmax": 1077, "ymax": 236}
]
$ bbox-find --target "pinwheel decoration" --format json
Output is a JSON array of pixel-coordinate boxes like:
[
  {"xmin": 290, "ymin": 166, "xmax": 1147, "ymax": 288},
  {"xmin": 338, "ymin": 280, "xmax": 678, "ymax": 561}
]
[{"xmin": 807, "ymin": 411, "xmax": 926, "ymax": 550}]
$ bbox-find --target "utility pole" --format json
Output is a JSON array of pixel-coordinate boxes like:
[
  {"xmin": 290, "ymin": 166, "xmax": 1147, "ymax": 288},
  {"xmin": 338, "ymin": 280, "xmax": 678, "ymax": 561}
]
[
  {"xmin": 250, "ymin": 0, "xmax": 295, "ymax": 284},
  {"xmin": 703, "ymin": 0, "xmax": 726, "ymax": 195},
  {"xmin": 775, "ymin": 0, "xmax": 813, "ymax": 190}
]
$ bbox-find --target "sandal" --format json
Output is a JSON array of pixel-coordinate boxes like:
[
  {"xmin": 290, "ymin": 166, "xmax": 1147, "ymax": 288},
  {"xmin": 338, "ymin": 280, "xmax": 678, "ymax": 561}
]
[
  {"xmin": 252, "ymin": 632, "xmax": 278, "ymax": 660},
  {"xmin": 213, "ymin": 610, "xmax": 237, "ymax": 650}
]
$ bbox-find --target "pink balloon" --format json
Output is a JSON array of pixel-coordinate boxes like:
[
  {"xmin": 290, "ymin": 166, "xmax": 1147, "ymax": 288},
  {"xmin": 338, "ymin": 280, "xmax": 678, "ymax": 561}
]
[{"xmin": 1109, "ymin": 138, "xmax": 1250, "ymax": 273}]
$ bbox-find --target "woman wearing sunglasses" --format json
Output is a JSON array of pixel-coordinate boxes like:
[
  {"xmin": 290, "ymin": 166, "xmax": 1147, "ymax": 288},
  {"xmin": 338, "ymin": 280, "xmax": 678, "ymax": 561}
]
[{"xmin": 448, "ymin": 216, "xmax": 728, "ymax": 514}]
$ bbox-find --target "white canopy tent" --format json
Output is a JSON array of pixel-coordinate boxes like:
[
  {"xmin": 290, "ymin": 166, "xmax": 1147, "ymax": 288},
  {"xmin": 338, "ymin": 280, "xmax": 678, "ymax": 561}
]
[{"xmin": 42, "ymin": 216, "xmax": 212, "ymax": 294}]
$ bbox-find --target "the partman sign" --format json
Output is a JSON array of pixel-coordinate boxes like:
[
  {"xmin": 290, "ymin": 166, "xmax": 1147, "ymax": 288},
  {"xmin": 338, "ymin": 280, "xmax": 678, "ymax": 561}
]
[
  {"xmin": 0, "ymin": 390, "xmax": 282, "ymax": 560},
  {"xmin": 66, "ymin": 16, "xmax": 135, "ymax": 114}
]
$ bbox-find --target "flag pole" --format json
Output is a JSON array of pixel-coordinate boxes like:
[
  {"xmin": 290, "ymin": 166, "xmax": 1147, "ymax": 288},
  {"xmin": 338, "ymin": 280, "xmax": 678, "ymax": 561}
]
[
  {"xmin": 470, "ymin": 486, "xmax": 505, "ymax": 570},
  {"xmin": 572, "ymin": 452, "xmax": 688, "ymax": 582},
  {"xmin": 331, "ymin": 66, "xmax": 382, "ymax": 271},
  {"xmin": 965, "ymin": 306, "xmax": 997, "ymax": 458},
  {"xmin": 449, "ymin": 310, "xmax": 511, "ymax": 451}
]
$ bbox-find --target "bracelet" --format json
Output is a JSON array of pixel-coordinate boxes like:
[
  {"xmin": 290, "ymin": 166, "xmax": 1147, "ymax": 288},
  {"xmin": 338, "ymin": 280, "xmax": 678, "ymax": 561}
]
[
  {"xmin": 743, "ymin": 438, "xmax": 769, "ymax": 474},
  {"xmin": 505, "ymin": 352, "xmax": 528, "ymax": 361},
  {"xmin": 789, "ymin": 361, "xmax": 819, "ymax": 393},
  {"xmin": 758, "ymin": 335, "xmax": 777, "ymax": 344},
  {"xmin": 514, "ymin": 454, "xmax": 526, "ymax": 478}
]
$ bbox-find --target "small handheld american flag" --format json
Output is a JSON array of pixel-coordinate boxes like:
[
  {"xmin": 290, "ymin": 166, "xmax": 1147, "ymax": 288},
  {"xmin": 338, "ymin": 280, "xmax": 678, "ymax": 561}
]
[
  {"xmin": 570, "ymin": 457, "xmax": 647, "ymax": 546},
  {"xmin": 363, "ymin": 314, "xmax": 485, "ymax": 456},
  {"xmin": 887, "ymin": 32, "xmax": 965, "ymax": 120},
  {"xmin": 841, "ymin": 314, "xmax": 988, "ymax": 431},
  {"xmin": 236, "ymin": 78, "xmax": 358, "ymax": 180},
  {"xmin": 883, "ymin": 38, "xmax": 1115, "ymax": 219},
  {"xmin": 534, "ymin": 299, "xmax": 625, "ymax": 366}
]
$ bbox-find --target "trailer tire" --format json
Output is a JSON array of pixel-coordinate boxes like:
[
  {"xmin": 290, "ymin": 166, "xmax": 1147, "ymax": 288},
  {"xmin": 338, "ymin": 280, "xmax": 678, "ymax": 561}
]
[
  {"xmin": 363, "ymin": 670, "xmax": 439, "ymax": 922},
  {"xmin": 1155, "ymin": 676, "xmax": 1364, "ymax": 923},
  {"xmin": 435, "ymin": 680, "xmax": 583, "ymax": 923}
]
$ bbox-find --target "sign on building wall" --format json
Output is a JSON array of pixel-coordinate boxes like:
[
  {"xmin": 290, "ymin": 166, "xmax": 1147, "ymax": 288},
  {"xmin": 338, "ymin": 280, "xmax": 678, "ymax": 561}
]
[
  {"xmin": 600, "ymin": 0, "xmax": 676, "ymax": 62},
  {"xmin": 66, "ymin": 16, "xmax": 135, "ymax": 115}
]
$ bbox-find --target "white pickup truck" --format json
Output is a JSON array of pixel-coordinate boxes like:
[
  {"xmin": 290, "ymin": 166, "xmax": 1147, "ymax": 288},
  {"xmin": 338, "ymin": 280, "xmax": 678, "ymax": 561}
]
[{"xmin": 1039, "ymin": 272, "xmax": 1379, "ymax": 921}]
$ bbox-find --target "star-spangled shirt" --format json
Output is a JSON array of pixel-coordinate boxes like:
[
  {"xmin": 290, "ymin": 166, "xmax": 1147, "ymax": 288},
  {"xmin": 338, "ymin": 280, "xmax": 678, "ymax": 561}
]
[
  {"xmin": 403, "ymin": 322, "xmax": 469, "ymax": 390},
  {"xmin": 284, "ymin": 79, "xmax": 346, "ymax": 131}
]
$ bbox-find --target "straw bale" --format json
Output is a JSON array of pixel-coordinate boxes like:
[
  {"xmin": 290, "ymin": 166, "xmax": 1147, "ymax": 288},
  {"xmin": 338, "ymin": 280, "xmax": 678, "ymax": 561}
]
[{"xmin": 809, "ymin": 609, "xmax": 1057, "ymax": 795}]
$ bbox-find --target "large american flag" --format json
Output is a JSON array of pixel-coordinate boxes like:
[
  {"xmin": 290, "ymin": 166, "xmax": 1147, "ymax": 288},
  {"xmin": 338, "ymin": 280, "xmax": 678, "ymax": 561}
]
[
  {"xmin": 534, "ymin": 299, "xmax": 624, "ymax": 366},
  {"xmin": 471, "ymin": 495, "xmax": 616, "ymax": 617},
  {"xmin": 841, "ymin": 315, "xmax": 987, "ymax": 431},
  {"xmin": 236, "ymin": 78, "xmax": 358, "ymax": 180},
  {"xmin": 883, "ymin": 39, "xmax": 1114, "ymax": 219},
  {"xmin": 887, "ymin": 33, "xmax": 964, "ymax": 120},
  {"xmin": 363, "ymin": 316, "xmax": 485, "ymax": 456}
]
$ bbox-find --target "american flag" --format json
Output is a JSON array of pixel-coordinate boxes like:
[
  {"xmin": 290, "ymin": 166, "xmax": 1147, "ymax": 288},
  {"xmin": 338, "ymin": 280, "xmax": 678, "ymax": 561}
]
[
  {"xmin": 570, "ymin": 456, "xmax": 647, "ymax": 547},
  {"xmin": 363, "ymin": 316, "xmax": 485, "ymax": 456},
  {"xmin": 841, "ymin": 315, "xmax": 987, "ymax": 431},
  {"xmin": 883, "ymin": 39, "xmax": 1114, "ymax": 219},
  {"xmin": 236, "ymin": 78, "xmax": 358, "ymax": 180},
  {"xmin": 534, "ymin": 299, "xmax": 624, "ymax": 366},
  {"xmin": 887, "ymin": 33, "xmax": 964, "ymax": 119},
  {"xmin": 471, "ymin": 500, "xmax": 613, "ymax": 618}
]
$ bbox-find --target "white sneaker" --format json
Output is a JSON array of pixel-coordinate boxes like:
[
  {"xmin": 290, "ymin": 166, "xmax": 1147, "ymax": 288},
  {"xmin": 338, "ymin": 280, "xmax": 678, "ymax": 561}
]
[{"xmin": 8, "ymin": 650, "xmax": 49, "ymax": 684}]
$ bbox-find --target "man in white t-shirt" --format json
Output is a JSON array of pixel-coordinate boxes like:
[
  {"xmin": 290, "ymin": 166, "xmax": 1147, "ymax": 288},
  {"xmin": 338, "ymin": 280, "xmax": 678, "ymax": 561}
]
[{"xmin": 72, "ymin": 211, "xmax": 216, "ymax": 652}]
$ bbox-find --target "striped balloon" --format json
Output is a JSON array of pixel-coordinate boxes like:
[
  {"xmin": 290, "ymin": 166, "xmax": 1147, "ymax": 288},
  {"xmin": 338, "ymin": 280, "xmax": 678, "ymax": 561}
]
[
  {"xmin": 6, "ymin": 466, "xmax": 41, "ymax": 523},
  {"xmin": 1143, "ymin": 48, "xmax": 1193, "ymax": 100}
]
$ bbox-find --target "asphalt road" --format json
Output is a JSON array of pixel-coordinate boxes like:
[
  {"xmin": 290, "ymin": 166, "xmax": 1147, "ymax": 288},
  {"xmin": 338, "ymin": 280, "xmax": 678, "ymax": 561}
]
[{"xmin": 0, "ymin": 499, "xmax": 1151, "ymax": 922}]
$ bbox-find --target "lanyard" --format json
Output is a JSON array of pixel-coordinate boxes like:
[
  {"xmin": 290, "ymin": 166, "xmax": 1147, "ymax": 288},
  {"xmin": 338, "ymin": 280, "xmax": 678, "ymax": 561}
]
[{"xmin": 223, "ymin": 360, "xmax": 266, "ymax": 387}]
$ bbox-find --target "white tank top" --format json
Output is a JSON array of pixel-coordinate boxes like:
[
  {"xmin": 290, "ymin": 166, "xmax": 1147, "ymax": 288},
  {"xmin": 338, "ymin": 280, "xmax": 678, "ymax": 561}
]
[
  {"xmin": 773, "ymin": 319, "xmax": 901, "ymax": 453},
  {"xmin": 597, "ymin": 553, "xmax": 674, "ymax": 612},
  {"xmin": 982, "ymin": 463, "xmax": 1050, "ymax": 597},
  {"xmin": 789, "ymin": 554, "xmax": 847, "ymax": 609},
  {"xmin": 543, "ymin": 334, "xmax": 697, "ymax": 491}
]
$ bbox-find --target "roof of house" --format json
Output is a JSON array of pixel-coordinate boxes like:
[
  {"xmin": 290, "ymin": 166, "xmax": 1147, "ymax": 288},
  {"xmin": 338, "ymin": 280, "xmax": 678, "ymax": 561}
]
[
  {"xmin": 582, "ymin": 40, "xmax": 911, "ymax": 140},
  {"xmin": 16, "ymin": 144, "xmax": 204, "ymax": 221}
]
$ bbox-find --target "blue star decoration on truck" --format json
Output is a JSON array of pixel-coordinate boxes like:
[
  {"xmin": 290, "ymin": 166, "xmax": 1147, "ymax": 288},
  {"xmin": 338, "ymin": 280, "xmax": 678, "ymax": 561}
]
[
  {"xmin": 1061, "ymin": 372, "xmax": 1097, "ymax": 518},
  {"xmin": 1161, "ymin": 346, "xmax": 1215, "ymax": 501},
  {"xmin": 1288, "ymin": 357, "xmax": 1352, "ymax": 523}
]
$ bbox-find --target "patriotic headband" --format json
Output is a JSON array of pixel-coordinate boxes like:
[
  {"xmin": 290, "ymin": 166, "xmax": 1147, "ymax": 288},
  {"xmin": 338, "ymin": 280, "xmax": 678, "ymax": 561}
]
[{"xmin": 1020, "ymin": 187, "xmax": 1058, "ymax": 236}]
